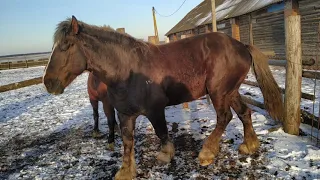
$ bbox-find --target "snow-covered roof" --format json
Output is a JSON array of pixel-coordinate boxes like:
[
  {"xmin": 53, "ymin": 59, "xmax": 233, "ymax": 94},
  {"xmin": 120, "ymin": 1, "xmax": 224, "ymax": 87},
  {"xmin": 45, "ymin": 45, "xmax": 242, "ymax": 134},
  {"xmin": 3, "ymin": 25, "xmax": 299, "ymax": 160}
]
[{"xmin": 165, "ymin": 0, "xmax": 283, "ymax": 36}]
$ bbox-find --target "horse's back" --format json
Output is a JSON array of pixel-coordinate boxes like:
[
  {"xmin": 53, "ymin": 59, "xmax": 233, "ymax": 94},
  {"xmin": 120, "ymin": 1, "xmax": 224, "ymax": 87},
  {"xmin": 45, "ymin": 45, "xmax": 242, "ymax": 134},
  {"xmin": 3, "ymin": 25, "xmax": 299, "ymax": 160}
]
[{"xmin": 148, "ymin": 32, "xmax": 252, "ymax": 104}]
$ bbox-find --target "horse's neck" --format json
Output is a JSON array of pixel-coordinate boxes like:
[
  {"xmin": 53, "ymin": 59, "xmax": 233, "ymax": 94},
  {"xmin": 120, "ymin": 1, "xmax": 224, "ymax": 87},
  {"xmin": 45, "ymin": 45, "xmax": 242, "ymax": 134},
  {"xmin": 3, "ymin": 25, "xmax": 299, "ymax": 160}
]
[{"xmin": 83, "ymin": 33, "xmax": 141, "ymax": 84}]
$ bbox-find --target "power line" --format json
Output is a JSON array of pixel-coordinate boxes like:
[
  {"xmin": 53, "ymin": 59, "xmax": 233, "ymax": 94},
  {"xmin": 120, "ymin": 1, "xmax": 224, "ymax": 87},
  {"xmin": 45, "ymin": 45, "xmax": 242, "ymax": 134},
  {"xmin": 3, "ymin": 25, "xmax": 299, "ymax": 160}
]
[{"xmin": 154, "ymin": 0, "xmax": 187, "ymax": 17}]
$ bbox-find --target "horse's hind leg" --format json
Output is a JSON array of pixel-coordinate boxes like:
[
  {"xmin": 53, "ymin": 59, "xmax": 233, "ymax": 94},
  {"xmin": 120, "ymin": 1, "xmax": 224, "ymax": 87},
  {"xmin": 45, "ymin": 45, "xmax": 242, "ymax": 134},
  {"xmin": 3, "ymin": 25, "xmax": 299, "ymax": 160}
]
[
  {"xmin": 199, "ymin": 92, "xmax": 233, "ymax": 166},
  {"xmin": 231, "ymin": 92, "xmax": 260, "ymax": 154},
  {"xmin": 90, "ymin": 99, "xmax": 102, "ymax": 138}
]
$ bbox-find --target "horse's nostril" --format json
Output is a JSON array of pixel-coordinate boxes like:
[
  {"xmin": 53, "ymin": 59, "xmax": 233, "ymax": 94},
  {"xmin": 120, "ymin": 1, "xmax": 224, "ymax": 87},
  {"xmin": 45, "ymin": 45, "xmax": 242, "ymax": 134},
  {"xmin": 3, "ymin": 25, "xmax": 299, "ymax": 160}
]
[{"xmin": 44, "ymin": 78, "xmax": 53, "ymax": 89}]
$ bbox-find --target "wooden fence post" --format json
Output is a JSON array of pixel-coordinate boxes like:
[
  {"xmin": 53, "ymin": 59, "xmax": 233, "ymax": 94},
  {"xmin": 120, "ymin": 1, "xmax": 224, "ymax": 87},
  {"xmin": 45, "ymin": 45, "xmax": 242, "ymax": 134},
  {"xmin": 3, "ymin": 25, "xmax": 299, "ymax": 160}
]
[
  {"xmin": 173, "ymin": 33, "xmax": 178, "ymax": 41},
  {"xmin": 116, "ymin": 28, "xmax": 125, "ymax": 34},
  {"xmin": 230, "ymin": 18, "xmax": 240, "ymax": 41},
  {"xmin": 148, "ymin": 36, "xmax": 157, "ymax": 45},
  {"xmin": 284, "ymin": 0, "xmax": 302, "ymax": 135},
  {"xmin": 180, "ymin": 34, "xmax": 190, "ymax": 109},
  {"xmin": 205, "ymin": 0, "xmax": 218, "ymax": 105},
  {"xmin": 249, "ymin": 14, "xmax": 254, "ymax": 45}
]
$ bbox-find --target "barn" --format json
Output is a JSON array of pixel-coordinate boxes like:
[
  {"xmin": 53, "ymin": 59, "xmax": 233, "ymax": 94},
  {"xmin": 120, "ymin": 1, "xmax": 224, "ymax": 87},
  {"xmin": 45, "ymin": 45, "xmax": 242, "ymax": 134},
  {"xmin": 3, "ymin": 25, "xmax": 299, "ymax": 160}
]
[{"xmin": 165, "ymin": 0, "xmax": 320, "ymax": 65}]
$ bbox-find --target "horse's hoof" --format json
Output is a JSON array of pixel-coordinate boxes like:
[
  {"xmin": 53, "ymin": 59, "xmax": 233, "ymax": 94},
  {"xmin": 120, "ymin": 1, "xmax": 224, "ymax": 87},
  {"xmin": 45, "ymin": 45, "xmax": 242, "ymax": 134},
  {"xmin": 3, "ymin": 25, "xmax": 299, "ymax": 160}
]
[
  {"xmin": 107, "ymin": 142, "xmax": 115, "ymax": 151},
  {"xmin": 157, "ymin": 151, "xmax": 172, "ymax": 164},
  {"xmin": 157, "ymin": 142, "xmax": 175, "ymax": 164},
  {"xmin": 238, "ymin": 141, "xmax": 260, "ymax": 154},
  {"xmin": 92, "ymin": 131, "xmax": 103, "ymax": 139},
  {"xmin": 198, "ymin": 149, "xmax": 216, "ymax": 166},
  {"xmin": 115, "ymin": 166, "xmax": 136, "ymax": 180}
]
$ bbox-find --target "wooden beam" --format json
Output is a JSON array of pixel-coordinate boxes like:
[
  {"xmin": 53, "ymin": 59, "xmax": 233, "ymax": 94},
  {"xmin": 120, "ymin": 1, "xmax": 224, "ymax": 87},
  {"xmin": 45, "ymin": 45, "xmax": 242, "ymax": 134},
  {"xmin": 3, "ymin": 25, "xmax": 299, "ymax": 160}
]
[
  {"xmin": 249, "ymin": 14, "xmax": 254, "ymax": 45},
  {"xmin": 173, "ymin": 34, "xmax": 178, "ymax": 41},
  {"xmin": 205, "ymin": 24, "xmax": 211, "ymax": 33},
  {"xmin": 243, "ymin": 80, "xmax": 315, "ymax": 101},
  {"xmin": 230, "ymin": 18, "xmax": 240, "ymax": 41},
  {"xmin": 302, "ymin": 70, "xmax": 320, "ymax": 79},
  {"xmin": 283, "ymin": 0, "xmax": 302, "ymax": 135},
  {"xmin": 241, "ymin": 95, "xmax": 319, "ymax": 129},
  {"xmin": 148, "ymin": 36, "xmax": 157, "ymax": 45},
  {"xmin": 209, "ymin": 1, "xmax": 218, "ymax": 105},
  {"xmin": 268, "ymin": 58, "xmax": 315, "ymax": 67},
  {"xmin": 116, "ymin": 28, "xmax": 125, "ymax": 34},
  {"xmin": 152, "ymin": 7, "xmax": 160, "ymax": 44},
  {"xmin": 211, "ymin": 0, "xmax": 217, "ymax": 32},
  {"xmin": 0, "ymin": 77, "xmax": 42, "ymax": 93},
  {"xmin": 180, "ymin": 34, "xmax": 189, "ymax": 109}
]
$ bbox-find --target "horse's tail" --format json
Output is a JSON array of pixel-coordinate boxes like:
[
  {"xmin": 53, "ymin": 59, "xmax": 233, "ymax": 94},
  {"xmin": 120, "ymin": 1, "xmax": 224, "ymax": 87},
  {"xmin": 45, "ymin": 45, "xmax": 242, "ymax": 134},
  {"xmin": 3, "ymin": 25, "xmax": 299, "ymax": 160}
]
[{"xmin": 246, "ymin": 45, "xmax": 284, "ymax": 121}]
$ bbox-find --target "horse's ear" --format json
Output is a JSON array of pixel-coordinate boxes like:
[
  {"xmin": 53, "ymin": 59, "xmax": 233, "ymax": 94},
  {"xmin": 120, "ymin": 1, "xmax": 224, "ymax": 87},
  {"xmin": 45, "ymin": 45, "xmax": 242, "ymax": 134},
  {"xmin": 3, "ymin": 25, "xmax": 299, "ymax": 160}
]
[{"xmin": 71, "ymin": 15, "xmax": 79, "ymax": 35}]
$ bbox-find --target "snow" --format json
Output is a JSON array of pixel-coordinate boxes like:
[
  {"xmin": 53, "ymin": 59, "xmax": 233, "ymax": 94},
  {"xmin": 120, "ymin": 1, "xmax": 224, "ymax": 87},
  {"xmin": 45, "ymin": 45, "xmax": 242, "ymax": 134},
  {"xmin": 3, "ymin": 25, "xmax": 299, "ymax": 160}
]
[
  {"xmin": 0, "ymin": 66, "xmax": 319, "ymax": 179},
  {"xmin": 195, "ymin": 13, "xmax": 211, "ymax": 26},
  {"xmin": 0, "ymin": 66, "xmax": 45, "ymax": 86}
]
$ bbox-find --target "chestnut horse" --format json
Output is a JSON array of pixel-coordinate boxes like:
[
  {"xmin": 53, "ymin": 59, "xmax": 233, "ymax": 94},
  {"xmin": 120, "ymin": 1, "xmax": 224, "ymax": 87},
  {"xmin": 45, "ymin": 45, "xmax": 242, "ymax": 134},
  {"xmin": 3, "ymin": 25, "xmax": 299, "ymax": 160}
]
[
  {"xmin": 43, "ymin": 16, "xmax": 283, "ymax": 180},
  {"xmin": 87, "ymin": 72, "xmax": 118, "ymax": 148}
]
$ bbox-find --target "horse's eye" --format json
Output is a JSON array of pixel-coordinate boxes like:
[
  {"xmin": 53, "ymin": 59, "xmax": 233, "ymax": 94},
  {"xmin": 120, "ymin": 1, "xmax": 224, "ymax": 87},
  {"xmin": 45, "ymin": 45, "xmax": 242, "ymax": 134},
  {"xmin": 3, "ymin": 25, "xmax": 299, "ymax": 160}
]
[{"xmin": 60, "ymin": 41, "xmax": 70, "ymax": 51}]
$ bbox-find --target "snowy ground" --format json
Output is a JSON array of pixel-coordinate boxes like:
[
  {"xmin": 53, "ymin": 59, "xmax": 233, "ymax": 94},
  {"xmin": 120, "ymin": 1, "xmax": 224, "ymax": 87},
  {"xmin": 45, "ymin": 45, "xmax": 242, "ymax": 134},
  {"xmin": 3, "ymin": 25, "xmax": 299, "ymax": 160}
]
[
  {"xmin": 0, "ymin": 66, "xmax": 45, "ymax": 86},
  {"xmin": 0, "ymin": 66, "xmax": 319, "ymax": 180}
]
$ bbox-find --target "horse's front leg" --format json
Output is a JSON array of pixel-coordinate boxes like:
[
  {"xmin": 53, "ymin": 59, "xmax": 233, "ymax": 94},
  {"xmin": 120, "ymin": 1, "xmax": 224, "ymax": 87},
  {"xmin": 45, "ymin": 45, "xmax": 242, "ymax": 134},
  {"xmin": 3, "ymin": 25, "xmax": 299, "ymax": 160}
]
[
  {"xmin": 147, "ymin": 109, "xmax": 175, "ymax": 164},
  {"xmin": 115, "ymin": 113, "xmax": 137, "ymax": 180}
]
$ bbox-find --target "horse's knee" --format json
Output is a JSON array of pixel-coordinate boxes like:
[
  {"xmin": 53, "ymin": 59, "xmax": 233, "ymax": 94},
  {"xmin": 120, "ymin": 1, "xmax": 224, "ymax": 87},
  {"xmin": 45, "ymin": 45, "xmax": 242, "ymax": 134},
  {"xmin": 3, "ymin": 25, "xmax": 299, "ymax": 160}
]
[
  {"xmin": 216, "ymin": 109, "xmax": 233, "ymax": 126},
  {"xmin": 225, "ymin": 110, "xmax": 233, "ymax": 121},
  {"xmin": 238, "ymin": 108, "xmax": 251, "ymax": 119}
]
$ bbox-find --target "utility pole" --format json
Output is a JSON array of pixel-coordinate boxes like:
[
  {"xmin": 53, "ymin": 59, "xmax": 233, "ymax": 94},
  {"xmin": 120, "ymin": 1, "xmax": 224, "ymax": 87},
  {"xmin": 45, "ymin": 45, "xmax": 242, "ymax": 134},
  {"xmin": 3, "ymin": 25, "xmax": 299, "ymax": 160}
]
[
  {"xmin": 152, "ymin": 7, "xmax": 160, "ymax": 44},
  {"xmin": 205, "ymin": 0, "xmax": 217, "ymax": 105},
  {"xmin": 211, "ymin": 0, "xmax": 217, "ymax": 32}
]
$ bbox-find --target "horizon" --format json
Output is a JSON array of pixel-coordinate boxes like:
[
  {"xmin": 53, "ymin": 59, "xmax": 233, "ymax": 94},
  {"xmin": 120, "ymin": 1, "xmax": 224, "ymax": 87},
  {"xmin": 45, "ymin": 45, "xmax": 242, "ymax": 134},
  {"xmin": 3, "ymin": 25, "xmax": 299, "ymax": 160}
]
[{"xmin": 0, "ymin": 0, "xmax": 202, "ymax": 56}]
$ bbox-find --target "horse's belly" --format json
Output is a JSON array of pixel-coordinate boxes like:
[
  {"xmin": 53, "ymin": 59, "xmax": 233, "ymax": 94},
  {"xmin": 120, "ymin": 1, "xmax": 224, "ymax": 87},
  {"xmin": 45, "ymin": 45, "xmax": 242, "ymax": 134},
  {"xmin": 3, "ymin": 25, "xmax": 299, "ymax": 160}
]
[{"xmin": 166, "ymin": 79, "xmax": 206, "ymax": 106}]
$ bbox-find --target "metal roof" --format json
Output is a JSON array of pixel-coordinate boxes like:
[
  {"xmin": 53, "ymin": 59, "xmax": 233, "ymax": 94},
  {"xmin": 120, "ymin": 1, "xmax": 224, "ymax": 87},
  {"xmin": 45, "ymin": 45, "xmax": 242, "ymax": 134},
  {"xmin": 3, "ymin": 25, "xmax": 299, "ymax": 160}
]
[{"xmin": 165, "ymin": 0, "xmax": 283, "ymax": 36}]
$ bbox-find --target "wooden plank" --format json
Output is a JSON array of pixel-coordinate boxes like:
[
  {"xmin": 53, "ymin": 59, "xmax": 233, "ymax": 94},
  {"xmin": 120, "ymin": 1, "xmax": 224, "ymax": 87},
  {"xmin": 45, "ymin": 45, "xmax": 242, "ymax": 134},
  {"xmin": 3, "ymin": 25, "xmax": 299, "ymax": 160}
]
[
  {"xmin": 243, "ymin": 80, "xmax": 315, "ymax": 101},
  {"xmin": 230, "ymin": 18, "xmax": 240, "ymax": 41},
  {"xmin": 268, "ymin": 58, "xmax": 315, "ymax": 66},
  {"xmin": 283, "ymin": 0, "xmax": 302, "ymax": 135},
  {"xmin": 241, "ymin": 95, "xmax": 319, "ymax": 129},
  {"xmin": 302, "ymin": 70, "xmax": 320, "ymax": 79},
  {"xmin": 0, "ymin": 77, "xmax": 43, "ymax": 93}
]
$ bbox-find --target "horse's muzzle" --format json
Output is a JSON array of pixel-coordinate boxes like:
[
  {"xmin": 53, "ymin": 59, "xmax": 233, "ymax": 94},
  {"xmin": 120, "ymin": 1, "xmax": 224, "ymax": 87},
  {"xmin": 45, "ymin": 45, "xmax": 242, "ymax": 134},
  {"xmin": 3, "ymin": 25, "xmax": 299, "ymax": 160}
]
[{"xmin": 43, "ymin": 78, "xmax": 64, "ymax": 95}]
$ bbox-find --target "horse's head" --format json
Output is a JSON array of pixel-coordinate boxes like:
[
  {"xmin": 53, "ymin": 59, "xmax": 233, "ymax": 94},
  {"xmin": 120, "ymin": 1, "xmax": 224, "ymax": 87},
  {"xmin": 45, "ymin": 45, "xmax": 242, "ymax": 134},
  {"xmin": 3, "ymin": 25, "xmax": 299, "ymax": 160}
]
[{"xmin": 43, "ymin": 16, "xmax": 86, "ymax": 95}]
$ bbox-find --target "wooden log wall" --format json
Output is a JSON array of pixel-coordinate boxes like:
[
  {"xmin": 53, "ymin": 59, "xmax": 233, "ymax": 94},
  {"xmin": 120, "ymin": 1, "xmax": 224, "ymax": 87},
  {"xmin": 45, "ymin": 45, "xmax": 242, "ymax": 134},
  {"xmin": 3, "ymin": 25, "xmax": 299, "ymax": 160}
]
[
  {"xmin": 239, "ymin": 15, "xmax": 250, "ymax": 45},
  {"xmin": 299, "ymin": 0, "xmax": 320, "ymax": 68},
  {"xmin": 252, "ymin": 10, "xmax": 286, "ymax": 59},
  {"xmin": 217, "ymin": 19, "xmax": 232, "ymax": 36}
]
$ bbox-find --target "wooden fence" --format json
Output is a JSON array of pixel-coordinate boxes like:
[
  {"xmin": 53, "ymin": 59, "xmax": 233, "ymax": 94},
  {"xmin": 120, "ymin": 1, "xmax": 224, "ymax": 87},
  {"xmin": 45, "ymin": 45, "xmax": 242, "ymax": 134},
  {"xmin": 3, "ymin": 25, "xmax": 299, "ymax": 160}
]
[
  {"xmin": 0, "ymin": 58, "xmax": 48, "ymax": 70},
  {"xmin": 0, "ymin": 77, "xmax": 43, "ymax": 93},
  {"xmin": 241, "ymin": 59, "xmax": 319, "ymax": 128}
]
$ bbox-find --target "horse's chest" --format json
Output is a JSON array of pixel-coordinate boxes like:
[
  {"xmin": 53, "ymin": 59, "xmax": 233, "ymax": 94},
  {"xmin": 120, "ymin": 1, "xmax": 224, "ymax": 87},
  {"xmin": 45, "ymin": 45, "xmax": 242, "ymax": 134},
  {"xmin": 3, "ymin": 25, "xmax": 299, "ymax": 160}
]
[{"xmin": 107, "ymin": 87, "xmax": 140, "ymax": 115}]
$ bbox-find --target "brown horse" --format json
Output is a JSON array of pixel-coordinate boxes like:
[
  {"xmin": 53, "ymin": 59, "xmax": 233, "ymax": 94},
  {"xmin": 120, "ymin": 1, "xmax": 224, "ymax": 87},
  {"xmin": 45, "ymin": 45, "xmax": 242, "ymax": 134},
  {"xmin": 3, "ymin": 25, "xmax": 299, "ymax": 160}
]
[
  {"xmin": 43, "ymin": 16, "xmax": 283, "ymax": 180},
  {"xmin": 87, "ymin": 72, "xmax": 118, "ymax": 148}
]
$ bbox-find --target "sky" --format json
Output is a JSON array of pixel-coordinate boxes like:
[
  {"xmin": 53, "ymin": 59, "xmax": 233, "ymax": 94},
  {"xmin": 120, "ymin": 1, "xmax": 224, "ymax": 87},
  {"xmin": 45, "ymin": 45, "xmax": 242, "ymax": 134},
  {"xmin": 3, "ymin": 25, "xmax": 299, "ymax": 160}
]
[{"xmin": 0, "ymin": 0, "xmax": 203, "ymax": 56}]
